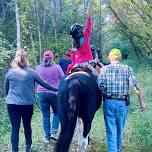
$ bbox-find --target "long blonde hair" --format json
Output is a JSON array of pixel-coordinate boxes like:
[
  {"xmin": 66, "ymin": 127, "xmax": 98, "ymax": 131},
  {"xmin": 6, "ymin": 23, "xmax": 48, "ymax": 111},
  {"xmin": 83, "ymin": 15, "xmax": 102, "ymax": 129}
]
[{"xmin": 11, "ymin": 50, "xmax": 29, "ymax": 68}]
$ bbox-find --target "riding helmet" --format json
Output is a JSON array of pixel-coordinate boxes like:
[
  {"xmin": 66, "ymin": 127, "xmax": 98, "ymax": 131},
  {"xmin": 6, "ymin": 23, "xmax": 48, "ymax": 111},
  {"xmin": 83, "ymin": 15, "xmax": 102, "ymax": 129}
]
[{"xmin": 70, "ymin": 23, "xmax": 83, "ymax": 39}]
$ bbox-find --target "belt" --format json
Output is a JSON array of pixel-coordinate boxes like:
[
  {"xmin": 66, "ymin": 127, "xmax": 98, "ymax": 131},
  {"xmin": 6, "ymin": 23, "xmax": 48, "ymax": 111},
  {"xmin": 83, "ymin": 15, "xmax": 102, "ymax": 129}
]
[
  {"xmin": 105, "ymin": 97, "xmax": 126, "ymax": 101},
  {"xmin": 104, "ymin": 95, "xmax": 130, "ymax": 106},
  {"xmin": 104, "ymin": 95, "xmax": 127, "ymax": 101}
]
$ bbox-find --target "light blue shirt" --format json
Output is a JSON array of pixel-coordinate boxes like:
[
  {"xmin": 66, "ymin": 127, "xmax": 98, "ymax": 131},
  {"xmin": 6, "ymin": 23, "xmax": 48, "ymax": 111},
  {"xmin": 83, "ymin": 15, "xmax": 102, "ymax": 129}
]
[{"xmin": 4, "ymin": 67, "xmax": 57, "ymax": 105}]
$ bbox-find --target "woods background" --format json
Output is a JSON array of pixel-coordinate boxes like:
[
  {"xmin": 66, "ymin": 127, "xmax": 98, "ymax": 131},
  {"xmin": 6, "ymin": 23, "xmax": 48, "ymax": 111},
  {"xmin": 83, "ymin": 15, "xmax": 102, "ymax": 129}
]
[{"xmin": 0, "ymin": 0, "xmax": 152, "ymax": 151}]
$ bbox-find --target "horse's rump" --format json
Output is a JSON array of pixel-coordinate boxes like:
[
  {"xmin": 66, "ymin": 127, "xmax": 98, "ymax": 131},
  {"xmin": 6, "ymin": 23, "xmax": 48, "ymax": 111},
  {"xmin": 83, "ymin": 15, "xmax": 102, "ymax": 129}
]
[{"xmin": 55, "ymin": 72, "xmax": 102, "ymax": 152}]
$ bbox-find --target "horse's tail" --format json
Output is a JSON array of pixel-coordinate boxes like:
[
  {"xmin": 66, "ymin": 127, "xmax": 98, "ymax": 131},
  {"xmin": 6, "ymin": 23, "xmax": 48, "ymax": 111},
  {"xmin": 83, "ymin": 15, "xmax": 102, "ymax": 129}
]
[
  {"xmin": 68, "ymin": 79, "xmax": 80, "ymax": 119},
  {"xmin": 55, "ymin": 79, "xmax": 80, "ymax": 152}
]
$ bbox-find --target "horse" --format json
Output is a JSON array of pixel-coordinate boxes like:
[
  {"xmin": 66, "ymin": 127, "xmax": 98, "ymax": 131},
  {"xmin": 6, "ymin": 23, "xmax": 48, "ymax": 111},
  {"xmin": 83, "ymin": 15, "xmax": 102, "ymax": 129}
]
[{"xmin": 54, "ymin": 65, "xmax": 102, "ymax": 152}]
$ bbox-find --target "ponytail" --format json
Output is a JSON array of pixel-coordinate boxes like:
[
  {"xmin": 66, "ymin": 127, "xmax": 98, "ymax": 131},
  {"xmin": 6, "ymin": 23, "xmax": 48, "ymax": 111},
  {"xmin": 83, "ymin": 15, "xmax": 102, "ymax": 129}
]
[{"xmin": 11, "ymin": 50, "xmax": 29, "ymax": 68}]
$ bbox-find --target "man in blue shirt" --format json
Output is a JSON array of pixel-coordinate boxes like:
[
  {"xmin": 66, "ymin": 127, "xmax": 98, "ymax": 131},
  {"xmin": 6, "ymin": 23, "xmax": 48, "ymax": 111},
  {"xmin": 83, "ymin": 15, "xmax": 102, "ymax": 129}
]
[{"xmin": 59, "ymin": 51, "xmax": 72, "ymax": 74}]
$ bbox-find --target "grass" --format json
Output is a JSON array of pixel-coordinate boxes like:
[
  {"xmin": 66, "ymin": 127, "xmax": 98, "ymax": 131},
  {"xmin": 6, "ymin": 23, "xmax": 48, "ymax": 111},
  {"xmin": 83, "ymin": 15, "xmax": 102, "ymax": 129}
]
[{"xmin": 0, "ymin": 61, "xmax": 152, "ymax": 152}]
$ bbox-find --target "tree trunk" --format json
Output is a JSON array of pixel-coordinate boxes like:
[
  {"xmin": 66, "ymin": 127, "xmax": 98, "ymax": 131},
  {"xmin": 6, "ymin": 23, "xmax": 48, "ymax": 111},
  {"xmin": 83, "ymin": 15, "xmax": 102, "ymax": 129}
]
[
  {"xmin": 42, "ymin": 5, "xmax": 47, "ymax": 34},
  {"xmin": 27, "ymin": 23, "xmax": 37, "ymax": 65},
  {"xmin": 15, "ymin": 0, "xmax": 21, "ymax": 51},
  {"xmin": 49, "ymin": 0, "xmax": 57, "ymax": 50},
  {"xmin": 59, "ymin": 0, "xmax": 64, "ymax": 12},
  {"xmin": 99, "ymin": 0, "xmax": 102, "ymax": 50},
  {"xmin": 34, "ymin": 0, "xmax": 42, "ymax": 62}
]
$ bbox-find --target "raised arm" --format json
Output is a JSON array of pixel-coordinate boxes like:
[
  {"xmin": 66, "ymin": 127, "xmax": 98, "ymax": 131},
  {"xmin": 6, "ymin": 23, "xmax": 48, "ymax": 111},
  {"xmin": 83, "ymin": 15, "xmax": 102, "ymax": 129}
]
[{"xmin": 84, "ymin": 7, "xmax": 92, "ymax": 39}]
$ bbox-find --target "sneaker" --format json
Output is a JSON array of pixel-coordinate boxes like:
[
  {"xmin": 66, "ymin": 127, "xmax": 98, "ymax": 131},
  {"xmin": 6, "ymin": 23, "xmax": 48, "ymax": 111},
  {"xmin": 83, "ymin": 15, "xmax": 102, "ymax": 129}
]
[
  {"xmin": 50, "ymin": 134, "xmax": 58, "ymax": 141},
  {"xmin": 43, "ymin": 135, "xmax": 50, "ymax": 143}
]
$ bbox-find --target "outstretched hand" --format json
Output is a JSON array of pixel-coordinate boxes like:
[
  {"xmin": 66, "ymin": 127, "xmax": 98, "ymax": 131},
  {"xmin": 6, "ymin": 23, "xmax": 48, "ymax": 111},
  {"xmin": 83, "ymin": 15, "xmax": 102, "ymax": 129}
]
[{"xmin": 86, "ymin": 6, "xmax": 93, "ymax": 17}]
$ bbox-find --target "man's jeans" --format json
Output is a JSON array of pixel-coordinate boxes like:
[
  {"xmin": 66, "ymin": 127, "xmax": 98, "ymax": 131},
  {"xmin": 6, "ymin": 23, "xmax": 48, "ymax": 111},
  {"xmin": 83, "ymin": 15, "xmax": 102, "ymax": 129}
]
[
  {"xmin": 38, "ymin": 93, "xmax": 59, "ymax": 137},
  {"xmin": 103, "ymin": 99, "xmax": 128, "ymax": 152}
]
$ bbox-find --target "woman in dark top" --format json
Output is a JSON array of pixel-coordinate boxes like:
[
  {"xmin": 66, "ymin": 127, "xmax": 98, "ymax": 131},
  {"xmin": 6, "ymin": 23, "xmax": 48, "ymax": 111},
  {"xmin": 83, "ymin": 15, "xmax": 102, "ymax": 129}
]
[{"xmin": 4, "ymin": 50, "xmax": 57, "ymax": 152}]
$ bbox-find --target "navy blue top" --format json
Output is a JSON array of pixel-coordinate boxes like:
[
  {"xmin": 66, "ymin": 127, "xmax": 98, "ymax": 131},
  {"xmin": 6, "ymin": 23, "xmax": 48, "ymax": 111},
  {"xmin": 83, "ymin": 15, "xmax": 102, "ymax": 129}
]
[{"xmin": 59, "ymin": 59, "xmax": 72, "ymax": 74}]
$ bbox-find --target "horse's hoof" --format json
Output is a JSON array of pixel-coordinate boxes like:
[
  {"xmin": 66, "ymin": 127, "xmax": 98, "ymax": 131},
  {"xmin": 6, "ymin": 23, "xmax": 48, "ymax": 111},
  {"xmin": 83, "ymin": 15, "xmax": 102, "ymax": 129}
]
[
  {"xmin": 88, "ymin": 136, "xmax": 91, "ymax": 145},
  {"xmin": 122, "ymin": 141, "xmax": 126, "ymax": 148}
]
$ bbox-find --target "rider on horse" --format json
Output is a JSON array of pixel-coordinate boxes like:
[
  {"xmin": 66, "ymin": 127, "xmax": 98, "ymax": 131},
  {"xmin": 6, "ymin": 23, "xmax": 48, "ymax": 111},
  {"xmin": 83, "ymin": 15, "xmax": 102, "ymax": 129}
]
[{"xmin": 66, "ymin": 6, "xmax": 100, "ymax": 76}]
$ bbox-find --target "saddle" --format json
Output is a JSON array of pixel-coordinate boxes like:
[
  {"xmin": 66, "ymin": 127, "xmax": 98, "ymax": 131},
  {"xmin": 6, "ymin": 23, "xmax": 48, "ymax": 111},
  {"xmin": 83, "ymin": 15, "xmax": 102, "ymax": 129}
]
[
  {"xmin": 70, "ymin": 61, "xmax": 103, "ymax": 76},
  {"xmin": 71, "ymin": 67, "xmax": 92, "ymax": 74},
  {"xmin": 71, "ymin": 60, "xmax": 104, "ymax": 77}
]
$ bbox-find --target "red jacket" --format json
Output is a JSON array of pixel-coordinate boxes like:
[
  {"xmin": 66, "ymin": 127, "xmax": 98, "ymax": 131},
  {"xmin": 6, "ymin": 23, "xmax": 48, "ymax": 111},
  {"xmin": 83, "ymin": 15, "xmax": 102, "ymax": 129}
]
[{"xmin": 67, "ymin": 17, "xmax": 93, "ymax": 74}]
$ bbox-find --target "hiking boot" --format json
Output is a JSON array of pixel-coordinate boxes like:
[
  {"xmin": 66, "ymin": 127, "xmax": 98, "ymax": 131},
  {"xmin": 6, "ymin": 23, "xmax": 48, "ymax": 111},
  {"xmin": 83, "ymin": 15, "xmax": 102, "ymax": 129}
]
[
  {"xmin": 43, "ymin": 135, "xmax": 50, "ymax": 143},
  {"xmin": 50, "ymin": 134, "xmax": 58, "ymax": 141}
]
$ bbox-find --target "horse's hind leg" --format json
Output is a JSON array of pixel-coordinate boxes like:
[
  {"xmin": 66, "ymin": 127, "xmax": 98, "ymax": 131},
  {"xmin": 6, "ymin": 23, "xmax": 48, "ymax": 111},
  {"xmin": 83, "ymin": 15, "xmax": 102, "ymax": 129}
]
[
  {"xmin": 77, "ymin": 118, "xmax": 83, "ymax": 152},
  {"xmin": 77, "ymin": 118, "xmax": 91, "ymax": 152},
  {"xmin": 55, "ymin": 116, "xmax": 77, "ymax": 152},
  {"xmin": 55, "ymin": 97, "xmax": 77, "ymax": 152}
]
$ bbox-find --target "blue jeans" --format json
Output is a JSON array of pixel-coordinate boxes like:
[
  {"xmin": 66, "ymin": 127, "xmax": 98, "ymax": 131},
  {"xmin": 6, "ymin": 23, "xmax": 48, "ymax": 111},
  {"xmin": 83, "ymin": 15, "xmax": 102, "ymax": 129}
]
[
  {"xmin": 103, "ymin": 99, "xmax": 128, "ymax": 152},
  {"xmin": 7, "ymin": 104, "xmax": 33, "ymax": 152},
  {"xmin": 38, "ymin": 93, "xmax": 59, "ymax": 137}
]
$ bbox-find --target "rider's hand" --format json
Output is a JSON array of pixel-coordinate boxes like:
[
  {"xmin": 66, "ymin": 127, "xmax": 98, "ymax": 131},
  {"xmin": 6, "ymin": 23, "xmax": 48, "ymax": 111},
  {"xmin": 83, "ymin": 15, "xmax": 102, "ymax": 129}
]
[{"xmin": 86, "ymin": 7, "xmax": 92, "ymax": 17}]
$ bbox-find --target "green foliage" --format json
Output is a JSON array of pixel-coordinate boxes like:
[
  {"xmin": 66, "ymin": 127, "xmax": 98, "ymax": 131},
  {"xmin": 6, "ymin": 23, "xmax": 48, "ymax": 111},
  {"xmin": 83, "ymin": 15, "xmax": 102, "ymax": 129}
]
[
  {"xmin": 0, "ymin": 1, "xmax": 152, "ymax": 151},
  {"xmin": 109, "ymin": 0, "xmax": 152, "ymax": 63},
  {"xmin": 41, "ymin": 34, "xmax": 71, "ymax": 61},
  {"xmin": 131, "ymin": 112, "xmax": 152, "ymax": 151},
  {"xmin": 0, "ymin": 33, "xmax": 11, "ymax": 50},
  {"xmin": 0, "ymin": 50, "xmax": 14, "ymax": 71},
  {"xmin": 0, "ymin": 98, "xmax": 10, "ymax": 142},
  {"xmin": 0, "ymin": 38, "xmax": 14, "ymax": 96}
]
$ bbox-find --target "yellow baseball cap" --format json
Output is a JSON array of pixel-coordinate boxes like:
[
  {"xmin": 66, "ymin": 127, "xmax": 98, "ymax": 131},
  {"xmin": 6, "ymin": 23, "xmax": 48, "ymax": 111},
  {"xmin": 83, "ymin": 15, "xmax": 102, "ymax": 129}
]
[{"xmin": 109, "ymin": 48, "xmax": 122, "ymax": 57}]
